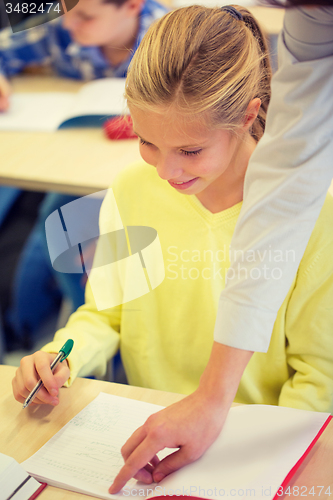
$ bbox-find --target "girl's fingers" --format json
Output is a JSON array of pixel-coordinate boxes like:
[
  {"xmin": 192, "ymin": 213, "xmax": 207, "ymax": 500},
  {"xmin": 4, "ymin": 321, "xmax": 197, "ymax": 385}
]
[
  {"xmin": 34, "ymin": 352, "xmax": 60, "ymax": 396},
  {"xmin": 12, "ymin": 352, "xmax": 69, "ymax": 406}
]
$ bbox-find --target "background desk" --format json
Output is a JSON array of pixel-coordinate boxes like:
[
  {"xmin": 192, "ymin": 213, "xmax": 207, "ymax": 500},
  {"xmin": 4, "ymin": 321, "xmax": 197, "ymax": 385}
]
[
  {"xmin": 0, "ymin": 75, "xmax": 142, "ymax": 196},
  {"xmin": 1, "ymin": 365, "xmax": 332, "ymax": 500}
]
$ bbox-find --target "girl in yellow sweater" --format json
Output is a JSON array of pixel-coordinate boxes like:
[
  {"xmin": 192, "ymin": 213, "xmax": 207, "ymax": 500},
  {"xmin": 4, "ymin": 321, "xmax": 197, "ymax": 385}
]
[{"xmin": 13, "ymin": 5, "xmax": 333, "ymax": 492}]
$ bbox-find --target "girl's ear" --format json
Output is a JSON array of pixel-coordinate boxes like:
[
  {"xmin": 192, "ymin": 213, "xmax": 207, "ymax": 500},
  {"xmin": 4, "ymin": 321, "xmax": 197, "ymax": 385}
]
[{"xmin": 241, "ymin": 98, "xmax": 261, "ymax": 132}]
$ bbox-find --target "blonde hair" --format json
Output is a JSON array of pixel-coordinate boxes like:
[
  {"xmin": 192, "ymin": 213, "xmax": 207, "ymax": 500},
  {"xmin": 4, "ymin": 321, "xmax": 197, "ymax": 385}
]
[{"xmin": 125, "ymin": 5, "xmax": 272, "ymax": 141}]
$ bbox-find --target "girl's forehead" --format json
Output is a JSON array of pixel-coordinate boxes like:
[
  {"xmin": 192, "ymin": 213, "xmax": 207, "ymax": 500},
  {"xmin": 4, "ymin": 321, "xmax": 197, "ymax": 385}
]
[
  {"xmin": 130, "ymin": 105, "xmax": 230, "ymax": 148},
  {"xmin": 130, "ymin": 105, "xmax": 214, "ymax": 136}
]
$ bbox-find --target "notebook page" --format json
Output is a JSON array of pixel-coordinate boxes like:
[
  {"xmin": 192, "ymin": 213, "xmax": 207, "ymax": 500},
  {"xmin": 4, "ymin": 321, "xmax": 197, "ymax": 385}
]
[
  {"xmin": 147, "ymin": 405, "xmax": 330, "ymax": 500},
  {"xmin": 22, "ymin": 392, "xmax": 165, "ymax": 500},
  {"xmin": 60, "ymin": 78, "xmax": 128, "ymax": 125},
  {"xmin": 0, "ymin": 93, "xmax": 74, "ymax": 132}
]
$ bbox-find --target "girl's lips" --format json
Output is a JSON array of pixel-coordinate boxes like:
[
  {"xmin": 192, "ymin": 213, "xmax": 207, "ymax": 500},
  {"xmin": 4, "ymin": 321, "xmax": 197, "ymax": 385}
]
[{"xmin": 168, "ymin": 178, "xmax": 199, "ymax": 190}]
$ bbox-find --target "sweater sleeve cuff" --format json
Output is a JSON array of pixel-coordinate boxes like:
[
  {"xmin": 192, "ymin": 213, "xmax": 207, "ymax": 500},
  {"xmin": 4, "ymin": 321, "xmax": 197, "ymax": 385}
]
[{"xmin": 213, "ymin": 298, "xmax": 277, "ymax": 353}]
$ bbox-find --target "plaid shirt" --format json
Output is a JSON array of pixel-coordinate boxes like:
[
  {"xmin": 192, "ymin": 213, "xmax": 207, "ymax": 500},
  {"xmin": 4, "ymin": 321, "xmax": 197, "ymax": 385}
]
[{"xmin": 0, "ymin": 0, "xmax": 167, "ymax": 79}]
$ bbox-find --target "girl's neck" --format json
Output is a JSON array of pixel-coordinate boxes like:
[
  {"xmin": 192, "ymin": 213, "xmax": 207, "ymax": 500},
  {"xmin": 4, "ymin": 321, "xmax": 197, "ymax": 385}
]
[{"xmin": 196, "ymin": 134, "xmax": 257, "ymax": 214}]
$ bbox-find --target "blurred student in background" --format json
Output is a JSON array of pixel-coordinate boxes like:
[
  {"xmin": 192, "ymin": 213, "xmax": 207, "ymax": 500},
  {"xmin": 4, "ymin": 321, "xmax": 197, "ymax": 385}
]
[
  {"xmin": 0, "ymin": 0, "xmax": 167, "ymax": 351},
  {"xmin": 0, "ymin": 0, "xmax": 167, "ymax": 108}
]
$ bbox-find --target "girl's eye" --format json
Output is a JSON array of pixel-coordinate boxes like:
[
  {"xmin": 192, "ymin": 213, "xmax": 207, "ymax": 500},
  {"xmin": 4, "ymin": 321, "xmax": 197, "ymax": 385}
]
[
  {"xmin": 140, "ymin": 139, "xmax": 151, "ymax": 146},
  {"xmin": 181, "ymin": 149, "xmax": 202, "ymax": 156}
]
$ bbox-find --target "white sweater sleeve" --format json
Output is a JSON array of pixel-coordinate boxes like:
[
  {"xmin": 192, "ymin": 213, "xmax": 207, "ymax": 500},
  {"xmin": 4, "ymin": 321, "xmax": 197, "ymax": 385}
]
[{"xmin": 214, "ymin": 7, "xmax": 333, "ymax": 352}]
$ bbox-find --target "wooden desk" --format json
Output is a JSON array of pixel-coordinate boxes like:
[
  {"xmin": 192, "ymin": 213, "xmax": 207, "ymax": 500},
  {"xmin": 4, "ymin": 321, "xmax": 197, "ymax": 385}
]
[
  {"xmin": 0, "ymin": 75, "xmax": 142, "ymax": 196},
  {"xmin": 1, "ymin": 365, "xmax": 332, "ymax": 499}
]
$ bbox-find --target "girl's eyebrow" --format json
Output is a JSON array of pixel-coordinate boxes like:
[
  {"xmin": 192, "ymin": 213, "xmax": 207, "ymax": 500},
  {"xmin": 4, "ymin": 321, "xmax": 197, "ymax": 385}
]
[{"xmin": 134, "ymin": 131, "xmax": 204, "ymax": 149}]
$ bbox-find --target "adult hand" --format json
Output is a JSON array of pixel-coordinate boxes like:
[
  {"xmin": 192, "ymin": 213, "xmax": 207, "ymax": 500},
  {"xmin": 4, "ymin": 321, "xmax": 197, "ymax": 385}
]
[
  {"xmin": 109, "ymin": 342, "xmax": 253, "ymax": 494},
  {"xmin": 0, "ymin": 74, "xmax": 11, "ymax": 112},
  {"xmin": 12, "ymin": 351, "xmax": 70, "ymax": 406},
  {"xmin": 109, "ymin": 387, "xmax": 229, "ymax": 494}
]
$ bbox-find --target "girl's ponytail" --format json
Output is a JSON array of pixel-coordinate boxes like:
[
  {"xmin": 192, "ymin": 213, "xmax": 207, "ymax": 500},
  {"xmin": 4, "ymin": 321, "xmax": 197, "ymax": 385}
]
[{"xmin": 238, "ymin": 6, "xmax": 272, "ymax": 140}]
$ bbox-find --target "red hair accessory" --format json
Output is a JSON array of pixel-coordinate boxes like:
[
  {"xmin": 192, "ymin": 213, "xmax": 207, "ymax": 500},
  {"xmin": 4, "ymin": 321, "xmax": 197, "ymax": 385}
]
[{"xmin": 103, "ymin": 116, "xmax": 138, "ymax": 140}]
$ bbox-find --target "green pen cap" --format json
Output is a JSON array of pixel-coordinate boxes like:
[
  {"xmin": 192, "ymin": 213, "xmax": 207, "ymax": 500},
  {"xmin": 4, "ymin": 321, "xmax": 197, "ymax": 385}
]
[{"xmin": 59, "ymin": 339, "xmax": 74, "ymax": 361}]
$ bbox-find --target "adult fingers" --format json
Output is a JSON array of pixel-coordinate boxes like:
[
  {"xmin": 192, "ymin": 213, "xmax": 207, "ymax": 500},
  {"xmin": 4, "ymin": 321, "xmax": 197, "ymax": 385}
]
[
  {"xmin": 120, "ymin": 425, "xmax": 147, "ymax": 460},
  {"xmin": 152, "ymin": 447, "xmax": 199, "ymax": 483},
  {"xmin": 109, "ymin": 434, "xmax": 164, "ymax": 493},
  {"xmin": 133, "ymin": 454, "xmax": 160, "ymax": 481}
]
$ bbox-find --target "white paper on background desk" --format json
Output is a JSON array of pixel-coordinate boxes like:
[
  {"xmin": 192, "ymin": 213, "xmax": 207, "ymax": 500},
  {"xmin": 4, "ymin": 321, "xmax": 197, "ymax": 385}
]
[
  {"xmin": 0, "ymin": 78, "xmax": 127, "ymax": 132},
  {"xmin": 22, "ymin": 392, "xmax": 330, "ymax": 500},
  {"xmin": 0, "ymin": 93, "xmax": 74, "ymax": 132}
]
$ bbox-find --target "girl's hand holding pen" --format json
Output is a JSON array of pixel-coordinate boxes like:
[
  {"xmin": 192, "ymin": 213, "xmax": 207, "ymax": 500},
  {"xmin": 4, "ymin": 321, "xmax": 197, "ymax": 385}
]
[{"xmin": 12, "ymin": 351, "xmax": 70, "ymax": 407}]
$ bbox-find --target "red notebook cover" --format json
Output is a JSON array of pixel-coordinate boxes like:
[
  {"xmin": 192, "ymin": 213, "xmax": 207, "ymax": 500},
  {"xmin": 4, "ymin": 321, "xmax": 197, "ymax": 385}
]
[
  {"xmin": 28, "ymin": 482, "xmax": 47, "ymax": 500},
  {"xmin": 7, "ymin": 477, "xmax": 47, "ymax": 500},
  {"xmin": 272, "ymin": 414, "xmax": 332, "ymax": 499}
]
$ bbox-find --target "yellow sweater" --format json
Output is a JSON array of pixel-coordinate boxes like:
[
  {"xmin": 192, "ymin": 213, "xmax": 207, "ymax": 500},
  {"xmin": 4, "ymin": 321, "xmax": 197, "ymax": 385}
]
[{"xmin": 43, "ymin": 162, "xmax": 333, "ymax": 413}]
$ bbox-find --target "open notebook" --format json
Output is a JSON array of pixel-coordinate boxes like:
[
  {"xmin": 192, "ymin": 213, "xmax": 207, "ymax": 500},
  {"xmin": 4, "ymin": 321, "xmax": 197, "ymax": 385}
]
[
  {"xmin": 0, "ymin": 78, "xmax": 127, "ymax": 132},
  {"xmin": 22, "ymin": 393, "xmax": 331, "ymax": 500}
]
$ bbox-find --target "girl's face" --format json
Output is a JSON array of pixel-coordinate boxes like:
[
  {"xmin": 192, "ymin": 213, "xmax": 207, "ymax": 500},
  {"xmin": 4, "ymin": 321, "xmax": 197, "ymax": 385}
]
[{"xmin": 130, "ymin": 104, "xmax": 259, "ymax": 212}]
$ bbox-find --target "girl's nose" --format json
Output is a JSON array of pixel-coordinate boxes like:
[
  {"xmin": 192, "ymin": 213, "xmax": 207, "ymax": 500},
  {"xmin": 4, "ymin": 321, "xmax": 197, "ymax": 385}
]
[{"xmin": 156, "ymin": 155, "xmax": 183, "ymax": 181}]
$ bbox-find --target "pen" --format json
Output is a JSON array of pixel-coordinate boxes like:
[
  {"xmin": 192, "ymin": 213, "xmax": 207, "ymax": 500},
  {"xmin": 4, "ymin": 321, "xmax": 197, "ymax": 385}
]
[{"xmin": 22, "ymin": 339, "xmax": 74, "ymax": 409}]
